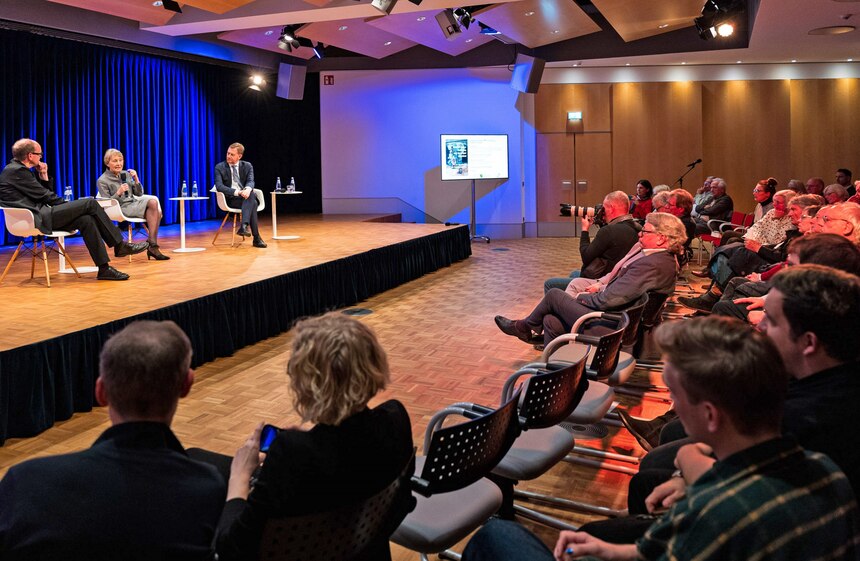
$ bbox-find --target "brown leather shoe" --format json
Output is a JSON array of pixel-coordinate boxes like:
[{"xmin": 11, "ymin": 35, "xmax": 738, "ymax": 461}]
[{"xmin": 494, "ymin": 316, "xmax": 534, "ymax": 343}]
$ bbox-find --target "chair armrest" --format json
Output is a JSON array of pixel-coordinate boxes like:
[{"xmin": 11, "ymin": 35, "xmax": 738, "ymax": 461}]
[
  {"xmin": 539, "ymin": 333, "xmax": 584, "ymax": 362},
  {"xmin": 96, "ymin": 198, "xmax": 125, "ymax": 222},
  {"xmin": 570, "ymin": 311, "xmax": 606, "ymax": 334}
]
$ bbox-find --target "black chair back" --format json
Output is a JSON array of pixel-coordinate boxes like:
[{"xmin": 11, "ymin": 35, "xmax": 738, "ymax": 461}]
[
  {"xmin": 414, "ymin": 389, "xmax": 522, "ymax": 497},
  {"xmin": 515, "ymin": 361, "xmax": 589, "ymax": 430},
  {"xmin": 257, "ymin": 453, "xmax": 416, "ymax": 561},
  {"xmin": 582, "ymin": 312, "xmax": 629, "ymax": 380}
]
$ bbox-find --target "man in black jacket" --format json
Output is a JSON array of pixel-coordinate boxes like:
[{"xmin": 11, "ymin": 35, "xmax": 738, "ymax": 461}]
[
  {"xmin": 0, "ymin": 138, "xmax": 148, "ymax": 280},
  {"xmin": 544, "ymin": 190, "xmax": 641, "ymax": 292},
  {"xmin": 0, "ymin": 320, "xmax": 226, "ymax": 561},
  {"xmin": 693, "ymin": 178, "xmax": 734, "ymax": 236}
]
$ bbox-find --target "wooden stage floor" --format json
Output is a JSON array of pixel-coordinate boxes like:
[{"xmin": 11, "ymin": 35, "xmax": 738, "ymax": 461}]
[{"xmin": 0, "ymin": 214, "xmax": 453, "ymax": 352}]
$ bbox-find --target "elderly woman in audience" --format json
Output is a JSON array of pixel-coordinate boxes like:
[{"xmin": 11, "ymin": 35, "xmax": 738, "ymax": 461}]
[
  {"xmin": 651, "ymin": 190, "xmax": 671, "ymax": 213},
  {"xmin": 823, "ymin": 183, "xmax": 850, "ymax": 205},
  {"xmin": 213, "ymin": 314, "xmax": 414, "ymax": 561},
  {"xmin": 661, "ymin": 189, "xmax": 696, "ymax": 256},
  {"xmin": 97, "ymin": 148, "xmax": 168, "ymax": 260},
  {"xmin": 629, "ymin": 179, "xmax": 654, "ymax": 220}
]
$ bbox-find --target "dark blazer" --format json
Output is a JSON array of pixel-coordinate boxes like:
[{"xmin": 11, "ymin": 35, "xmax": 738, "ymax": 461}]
[
  {"xmin": 576, "ymin": 249, "xmax": 678, "ymax": 310},
  {"xmin": 214, "ymin": 160, "xmax": 255, "ymax": 196},
  {"xmin": 578, "ymin": 217, "xmax": 641, "ymax": 279},
  {"xmin": 0, "ymin": 422, "xmax": 226, "ymax": 561},
  {"xmin": 215, "ymin": 400, "xmax": 414, "ymax": 561},
  {"xmin": 0, "ymin": 159, "xmax": 61, "ymax": 234}
]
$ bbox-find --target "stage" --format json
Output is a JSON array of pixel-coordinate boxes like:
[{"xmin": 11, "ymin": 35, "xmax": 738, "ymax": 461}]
[{"xmin": 0, "ymin": 214, "xmax": 471, "ymax": 444}]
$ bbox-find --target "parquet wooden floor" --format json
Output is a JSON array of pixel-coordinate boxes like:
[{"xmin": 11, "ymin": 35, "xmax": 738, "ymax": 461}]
[{"xmin": 0, "ymin": 235, "xmax": 675, "ymax": 560}]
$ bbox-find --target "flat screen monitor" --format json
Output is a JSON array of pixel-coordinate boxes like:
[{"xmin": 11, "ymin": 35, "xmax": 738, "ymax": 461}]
[{"xmin": 440, "ymin": 134, "xmax": 509, "ymax": 181}]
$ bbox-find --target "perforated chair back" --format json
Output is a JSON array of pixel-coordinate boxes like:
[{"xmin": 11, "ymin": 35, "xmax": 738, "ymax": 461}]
[
  {"xmin": 505, "ymin": 361, "xmax": 589, "ymax": 430},
  {"xmin": 413, "ymin": 389, "xmax": 522, "ymax": 497},
  {"xmin": 616, "ymin": 293, "xmax": 649, "ymax": 349},
  {"xmin": 258, "ymin": 453, "xmax": 416, "ymax": 561},
  {"xmin": 581, "ymin": 312, "xmax": 629, "ymax": 380}
]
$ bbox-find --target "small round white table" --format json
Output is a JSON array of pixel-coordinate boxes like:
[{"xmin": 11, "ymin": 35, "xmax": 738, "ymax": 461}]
[
  {"xmin": 169, "ymin": 196, "xmax": 209, "ymax": 253},
  {"xmin": 270, "ymin": 191, "xmax": 303, "ymax": 240}
]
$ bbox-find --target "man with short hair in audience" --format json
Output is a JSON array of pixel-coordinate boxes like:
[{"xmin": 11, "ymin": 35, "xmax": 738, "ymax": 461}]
[
  {"xmin": 462, "ymin": 314, "xmax": 860, "ymax": 561},
  {"xmin": 837, "ymin": 167, "xmax": 855, "ymax": 196},
  {"xmin": 812, "ymin": 202, "xmax": 860, "ymax": 244},
  {"xmin": 692, "ymin": 177, "xmax": 733, "ymax": 235},
  {"xmin": 0, "ymin": 320, "xmax": 226, "ymax": 561},
  {"xmin": 498, "ymin": 213, "xmax": 684, "ymax": 345},
  {"xmin": 691, "ymin": 176, "xmax": 714, "ymax": 218},
  {"xmin": 544, "ymin": 190, "xmax": 641, "ymax": 292},
  {"xmin": 806, "ymin": 176, "xmax": 826, "ymax": 196}
]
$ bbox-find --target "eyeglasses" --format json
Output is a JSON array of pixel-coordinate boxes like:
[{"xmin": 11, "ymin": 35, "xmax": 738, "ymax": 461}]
[
  {"xmin": 752, "ymin": 188, "xmax": 765, "ymax": 193},
  {"xmin": 30, "ymin": 152, "xmax": 43, "ymax": 157},
  {"xmin": 639, "ymin": 227, "xmax": 662, "ymax": 235},
  {"xmin": 817, "ymin": 215, "xmax": 847, "ymax": 225}
]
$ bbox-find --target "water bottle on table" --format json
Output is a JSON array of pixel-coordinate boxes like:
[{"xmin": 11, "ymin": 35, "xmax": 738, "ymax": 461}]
[
  {"xmin": 63, "ymin": 186, "xmax": 72, "ymax": 202},
  {"xmin": 191, "ymin": 180, "xmax": 199, "ymax": 198},
  {"xmin": 275, "ymin": 177, "xmax": 282, "ymax": 192},
  {"xmin": 288, "ymin": 176, "xmax": 296, "ymax": 192},
  {"xmin": 181, "ymin": 180, "xmax": 188, "ymax": 197}
]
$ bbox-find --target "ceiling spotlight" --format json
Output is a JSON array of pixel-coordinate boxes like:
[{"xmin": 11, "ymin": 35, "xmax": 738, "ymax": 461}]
[
  {"xmin": 159, "ymin": 0, "xmax": 182, "ymax": 13},
  {"xmin": 338, "ymin": 25, "xmax": 349, "ymax": 30},
  {"xmin": 251, "ymin": 75, "xmax": 264, "ymax": 85},
  {"xmin": 694, "ymin": 0, "xmax": 744, "ymax": 40},
  {"xmin": 372, "ymin": 0, "xmax": 398, "ymax": 15},
  {"xmin": 658, "ymin": 23, "xmax": 669, "ymax": 29},
  {"xmin": 453, "ymin": 8, "xmax": 475, "ymax": 30},
  {"xmin": 277, "ymin": 25, "xmax": 301, "ymax": 52},
  {"xmin": 416, "ymin": 16, "xmax": 426, "ymax": 21},
  {"xmin": 152, "ymin": 1, "xmax": 163, "ymax": 5},
  {"xmin": 524, "ymin": 11, "xmax": 535, "ymax": 16},
  {"xmin": 264, "ymin": 30, "xmax": 274, "ymax": 36},
  {"xmin": 808, "ymin": 25, "xmax": 856, "ymax": 35},
  {"xmin": 384, "ymin": 41, "xmax": 392, "ymax": 46}
]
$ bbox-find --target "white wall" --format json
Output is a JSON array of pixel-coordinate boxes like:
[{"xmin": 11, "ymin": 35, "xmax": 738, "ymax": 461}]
[{"xmin": 320, "ymin": 67, "xmax": 536, "ymax": 239}]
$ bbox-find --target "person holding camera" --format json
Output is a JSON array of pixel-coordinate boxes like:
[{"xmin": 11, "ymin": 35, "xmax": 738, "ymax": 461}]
[{"xmin": 544, "ymin": 190, "xmax": 641, "ymax": 292}]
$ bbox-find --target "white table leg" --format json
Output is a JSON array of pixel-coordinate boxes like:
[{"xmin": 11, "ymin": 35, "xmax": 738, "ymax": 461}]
[
  {"xmin": 271, "ymin": 193, "xmax": 278, "ymax": 238},
  {"xmin": 57, "ymin": 234, "xmax": 99, "ymax": 274},
  {"xmin": 173, "ymin": 198, "xmax": 206, "ymax": 253}
]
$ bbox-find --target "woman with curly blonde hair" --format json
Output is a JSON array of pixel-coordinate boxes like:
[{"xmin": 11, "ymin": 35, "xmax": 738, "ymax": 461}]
[{"xmin": 214, "ymin": 313, "xmax": 413, "ymax": 561}]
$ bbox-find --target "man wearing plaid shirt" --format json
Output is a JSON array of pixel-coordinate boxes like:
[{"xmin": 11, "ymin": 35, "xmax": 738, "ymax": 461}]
[{"xmin": 461, "ymin": 314, "xmax": 859, "ymax": 561}]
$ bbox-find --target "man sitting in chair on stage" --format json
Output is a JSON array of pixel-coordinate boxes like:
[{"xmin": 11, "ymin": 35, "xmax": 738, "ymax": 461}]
[
  {"xmin": 0, "ymin": 138, "xmax": 149, "ymax": 280},
  {"xmin": 214, "ymin": 142, "xmax": 266, "ymax": 248}
]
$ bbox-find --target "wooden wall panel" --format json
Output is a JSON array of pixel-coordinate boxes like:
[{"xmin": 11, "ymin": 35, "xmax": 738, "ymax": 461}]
[
  {"xmin": 612, "ymin": 82, "xmax": 704, "ymax": 194},
  {"xmin": 789, "ymin": 79, "xmax": 860, "ymax": 185},
  {"xmin": 702, "ymin": 80, "xmax": 792, "ymax": 214},
  {"xmin": 536, "ymin": 132, "xmax": 575, "ymax": 224},
  {"xmin": 574, "ymin": 132, "xmax": 614, "ymax": 208},
  {"xmin": 534, "ymin": 84, "xmax": 612, "ymax": 134}
]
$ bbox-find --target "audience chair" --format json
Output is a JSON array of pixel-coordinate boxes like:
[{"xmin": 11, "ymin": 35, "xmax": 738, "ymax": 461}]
[
  {"xmin": 210, "ymin": 186, "xmax": 265, "ymax": 247},
  {"xmin": 96, "ymin": 196, "xmax": 161, "ymax": 262},
  {"xmin": 391, "ymin": 389, "xmax": 522, "ymax": 561},
  {"xmin": 258, "ymin": 453, "xmax": 416, "ymax": 561},
  {"xmin": 0, "ymin": 206, "xmax": 80, "ymax": 287},
  {"xmin": 694, "ymin": 211, "xmax": 754, "ymax": 264},
  {"xmin": 480, "ymin": 360, "xmax": 589, "ymax": 530}
]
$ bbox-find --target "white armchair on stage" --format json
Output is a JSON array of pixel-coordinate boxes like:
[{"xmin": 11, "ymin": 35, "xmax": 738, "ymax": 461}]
[
  {"xmin": 0, "ymin": 206, "xmax": 80, "ymax": 287},
  {"xmin": 210, "ymin": 186, "xmax": 265, "ymax": 248},
  {"xmin": 96, "ymin": 195, "xmax": 162, "ymax": 262}
]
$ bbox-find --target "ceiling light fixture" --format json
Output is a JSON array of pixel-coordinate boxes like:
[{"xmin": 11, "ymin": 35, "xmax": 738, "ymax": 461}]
[
  {"xmin": 658, "ymin": 23, "xmax": 669, "ymax": 29},
  {"xmin": 694, "ymin": 0, "xmax": 744, "ymax": 40},
  {"xmin": 384, "ymin": 41, "xmax": 392, "ymax": 45},
  {"xmin": 312, "ymin": 42, "xmax": 326, "ymax": 59},
  {"xmin": 416, "ymin": 16, "xmax": 426, "ymax": 21},
  {"xmin": 524, "ymin": 11, "xmax": 535, "ymax": 16},
  {"xmin": 277, "ymin": 25, "xmax": 306, "ymax": 52},
  {"xmin": 371, "ymin": 0, "xmax": 398, "ymax": 15},
  {"xmin": 249, "ymin": 74, "xmax": 266, "ymax": 91},
  {"xmin": 453, "ymin": 7, "xmax": 474, "ymax": 30},
  {"xmin": 808, "ymin": 25, "xmax": 855, "ymax": 35}
]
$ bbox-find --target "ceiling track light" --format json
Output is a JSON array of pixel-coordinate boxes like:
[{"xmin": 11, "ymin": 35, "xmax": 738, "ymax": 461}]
[
  {"xmin": 694, "ymin": 0, "xmax": 744, "ymax": 40},
  {"xmin": 453, "ymin": 7, "xmax": 475, "ymax": 30},
  {"xmin": 277, "ymin": 25, "xmax": 304, "ymax": 52}
]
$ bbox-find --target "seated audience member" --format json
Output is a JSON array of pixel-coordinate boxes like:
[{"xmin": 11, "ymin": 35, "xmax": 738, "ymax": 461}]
[
  {"xmin": 214, "ymin": 142, "xmax": 267, "ymax": 248},
  {"xmin": 651, "ymin": 184, "xmax": 669, "ymax": 195},
  {"xmin": 714, "ymin": 178, "xmax": 779, "ymax": 246},
  {"xmin": 213, "ymin": 314, "xmax": 413, "ymax": 561},
  {"xmin": 544, "ymin": 191, "xmax": 641, "ymax": 292},
  {"xmin": 710, "ymin": 233, "xmax": 860, "ymax": 321},
  {"xmin": 811, "ymin": 202, "xmax": 860, "ymax": 244},
  {"xmin": 786, "ymin": 178, "xmax": 806, "ymax": 194},
  {"xmin": 691, "ymin": 176, "xmax": 714, "ymax": 218},
  {"xmin": 97, "ymin": 148, "xmax": 168, "ymax": 260},
  {"xmin": 806, "ymin": 176, "xmax": 826, "ymax": 196},
  {"xmin": 650, "ymin": 190, "xmax": 671, "ymax": 213},
  {"xmin": 463, "ymin": 315, "xmax": 860, "ymax": 561},
  {"xmin": 0, "ymin": 320, "xmax": 226, "ymax": 561},
  {"xmin": 629, "ymin": 179, "xmax": 653, "ymax": 220},
  {"xmin": 824, "ymin": 183, "xmax": 850, "ymax": 204},
  {"xmin": 663, "ymin": 189, "xmax": 695, "ymax": 242},
  {"xmin": 837, "ymin": 167, "xmax": 855, "ymax": 196},
  {"xmin": 0, "ymin": 138, "xmax": 148, "ymax": 280},
  {"xmin": 621, "ymin": 265, "xmax": 860, "ymax": 527},
  {"xmin": 692, "ymin": 177, "xmax": 733, "ymax": 236},
  {"xmin": 498, "ymin": 213, "xmax": 685, "ymax": 345}
]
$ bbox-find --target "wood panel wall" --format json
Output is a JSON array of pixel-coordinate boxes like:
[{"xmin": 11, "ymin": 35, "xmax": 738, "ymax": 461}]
[{"xmin": 533, "ymin": 78, "xmax": 860, "ymax": 231}]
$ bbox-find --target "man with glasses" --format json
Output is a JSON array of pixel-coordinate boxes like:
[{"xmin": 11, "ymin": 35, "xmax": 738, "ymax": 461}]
[
  {"xmin": 0, "ymin": 138, "xmax": 148, "ymax": 280},
  {"xmin": 812, "ymin": 203, "xmax": 860, "ymax": 244},
  {"xmin": 496, "ymin": 212, "xmax": 685, "ymax": 346}
]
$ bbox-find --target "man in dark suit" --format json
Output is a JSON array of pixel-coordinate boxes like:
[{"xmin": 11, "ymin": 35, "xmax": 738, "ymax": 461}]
[
  {"xmin": 214, "ymin": 142, "xmax": 266, "ymax": 248},
  {"xmin": 0, "ymin": 320, "xmax": 226, "ymax": 561},
  {"xmin": 0, "ymin": 138, "xmax": 148, "ymax": 280}
]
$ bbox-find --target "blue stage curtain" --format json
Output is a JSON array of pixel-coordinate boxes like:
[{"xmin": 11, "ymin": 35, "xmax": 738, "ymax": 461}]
[{"xmin": 0, "ymin": 28, "xmax": 321, "ymax": 244}]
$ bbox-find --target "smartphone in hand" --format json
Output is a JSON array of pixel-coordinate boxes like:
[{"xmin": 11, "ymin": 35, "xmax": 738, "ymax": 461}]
[{"xmin": 259, "ymin": 424, "xmax": 280, "ymax": 453}]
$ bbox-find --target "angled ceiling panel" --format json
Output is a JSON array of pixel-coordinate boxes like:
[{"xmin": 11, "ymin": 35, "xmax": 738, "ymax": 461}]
[
  {"xmin": 182, "ymin": 0, "xmax": 257, "ymax": 15},
  {"xmin": 368, "ymin": 10, "xmax": 496, "ymax": 57},
  {"xmin": 592, "ymin": 0, "xmax": 702, "ymax": 42},
  {"xmin": 301, "ymin": 18, "xmax": 417, "ymax": 59},
  {"xmin": 218, "ymin": 26, "xmax": 316, "ymax": 59},
  {"xmin": 476, "ymin": 0, "xmax": 601, "ymax": 49},
  {"xmin": 47, "ymin": 0, "xmax": 179, "ymax": 26}
]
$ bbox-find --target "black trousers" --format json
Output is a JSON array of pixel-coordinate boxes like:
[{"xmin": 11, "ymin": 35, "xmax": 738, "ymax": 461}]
[
  {"xmin": 51, "ymin": 199, "xmax": 123, "ymax": 266},
  {"xmin": 225, "ymin": 193, "xmax": 259, "ymax": 238}
]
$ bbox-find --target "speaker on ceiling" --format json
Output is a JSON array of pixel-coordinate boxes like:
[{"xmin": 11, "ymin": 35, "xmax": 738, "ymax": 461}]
[
  {"xmin": 510, "ymin": 53, "xmax": 545, "ymax": 94},
  {"xmin": 276, "ymin": 63, "xmax": 307, "ymax": 100},
  {"xmin": 435, "ymin": 9, "xmax": 462, "ymax": 41}
]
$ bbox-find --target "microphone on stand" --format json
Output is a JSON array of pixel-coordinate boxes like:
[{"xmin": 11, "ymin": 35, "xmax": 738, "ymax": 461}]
[{"xmin": 687, "ymin": 158, "xmax": 702, "ymax": 167}]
